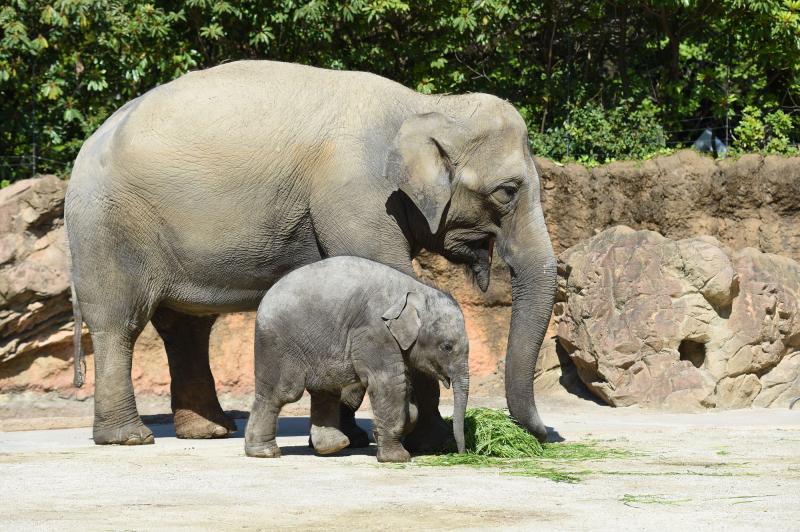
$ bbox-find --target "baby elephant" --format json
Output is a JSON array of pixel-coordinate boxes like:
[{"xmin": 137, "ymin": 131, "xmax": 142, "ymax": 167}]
[{"xmin": 244, "ymin": 256, "xmax": 469, "ymax": 462}]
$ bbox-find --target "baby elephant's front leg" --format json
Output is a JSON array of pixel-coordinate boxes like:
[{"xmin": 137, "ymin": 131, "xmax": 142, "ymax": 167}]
[{"xmin": 368, "ymin": 363, "xmax": 413, "ymax": 463}]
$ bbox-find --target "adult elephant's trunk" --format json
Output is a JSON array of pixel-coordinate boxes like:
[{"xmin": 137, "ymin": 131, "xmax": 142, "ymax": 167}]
[
  {"xmin": 498, "ymin": 186, "xmax": 557, "ymax": 442},
  {"xmin": 451, "ymin": 361, "xmax": 469, "ymax": 454}
]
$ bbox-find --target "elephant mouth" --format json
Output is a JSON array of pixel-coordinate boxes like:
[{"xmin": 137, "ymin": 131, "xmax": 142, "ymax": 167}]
[
  {"xmin": 468, "ymin": 237, "xmax": 494, "ymax": 292},
  {"xmin": 442, "ymin": 233, "xmax": 495, "ymax": 292}
]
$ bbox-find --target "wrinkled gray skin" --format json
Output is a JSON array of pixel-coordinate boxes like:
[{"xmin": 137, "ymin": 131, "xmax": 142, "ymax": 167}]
[
  {"xmin": 245, "ymin": 257, "xmax": 469, "ymax": 463},
  {"xmin": 66, "ymin": 60, "xmax": 556, "ymax": 447}
]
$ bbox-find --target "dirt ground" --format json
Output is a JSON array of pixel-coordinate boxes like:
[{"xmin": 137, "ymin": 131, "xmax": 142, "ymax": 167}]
[{"xmin": 1, "ymin": 393, "xmax": 798, "ymax": 531}]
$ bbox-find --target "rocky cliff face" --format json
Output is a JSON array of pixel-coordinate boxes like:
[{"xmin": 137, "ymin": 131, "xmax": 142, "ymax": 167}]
[
  {"xmin": 553, "ymin": 226, "xmax": 800, "ymax": 409},
  {"xmin": 3, "ymin": 149, "xmax": 800, "ymax": 408},
  {"xmin": 538, "ymin": 150, "xmax": 800, "ymax": 259},
  {"xmin": 1, "ymin": 176, "xmax": 75, "ymax": 385}
]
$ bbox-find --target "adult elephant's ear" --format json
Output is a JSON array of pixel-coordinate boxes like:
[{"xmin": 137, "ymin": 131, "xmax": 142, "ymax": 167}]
[
  {"xmin": 382, "ymin": 291, "xmax": 424, "ymax": 351},
  {"xmin": 385, "ymin": 113, "xmax": 469, "ymax": 234}
]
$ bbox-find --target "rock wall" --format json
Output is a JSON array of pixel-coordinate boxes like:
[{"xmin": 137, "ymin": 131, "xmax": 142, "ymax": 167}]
[
  {"xmin": 1, "ymin": 176, "xmax": 75, "ymax": 387},
  {"xmin": 553, "ymin": 226, "xmax": 800, "ymax": 409},
  {"xmin": 539, "ymin": 150, "xmax": 800, "ymax": 259},
  {"xmin": 4, "ymin": 149, "xmax": 800, "ymax": 406}
]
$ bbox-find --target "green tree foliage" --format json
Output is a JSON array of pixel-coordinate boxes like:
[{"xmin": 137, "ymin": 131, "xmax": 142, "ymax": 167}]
[
  {"xmin": 732, "ymin": 106, "xmax": 796, "ymax": 154},
  {"xmin": 530, "ymin": 99, "xmax": 667, "ymax": 164},
  {"xmin": 2, "ymin": 0, "xmax": 800, "ymax": 182}
]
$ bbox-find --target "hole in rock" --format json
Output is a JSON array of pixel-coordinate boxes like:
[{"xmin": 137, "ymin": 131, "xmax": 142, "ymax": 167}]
[{"xmin": 678, "ymin": 339, "xmax": 706, "ymax": 368}]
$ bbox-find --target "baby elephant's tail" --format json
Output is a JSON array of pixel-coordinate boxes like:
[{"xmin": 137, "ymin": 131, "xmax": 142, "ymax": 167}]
[{"xmin": 71, "ymin": 283, "xmax": 85, "ymax": 388}]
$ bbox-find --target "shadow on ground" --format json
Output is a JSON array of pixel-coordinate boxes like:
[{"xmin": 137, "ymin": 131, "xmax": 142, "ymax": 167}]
[{"xmin": 142, "ymin": 412, "xmax": 376, "ymax": 456}]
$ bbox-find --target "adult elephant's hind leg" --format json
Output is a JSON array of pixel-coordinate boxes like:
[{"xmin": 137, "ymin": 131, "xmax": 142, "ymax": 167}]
[
  {"xmin": 82, "ymin": 287, "xmax": 155, "ymax": 445},
  {"xmin": 151, "ymin": 307, "xmax": 236, "ymax": 439},
  {"xmin": 91, "ymin": 328, "xmax": 154, "ymax": 445}
]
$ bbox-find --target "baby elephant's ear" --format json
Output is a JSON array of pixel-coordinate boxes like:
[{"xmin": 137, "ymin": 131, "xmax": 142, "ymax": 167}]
[{"xmin": 382, "ymin": 292, "xmax": 424, "ymax": 350}]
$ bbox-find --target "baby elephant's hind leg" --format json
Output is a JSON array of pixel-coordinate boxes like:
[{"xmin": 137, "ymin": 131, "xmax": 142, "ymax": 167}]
[
  {"xmin": 245, "ymin": 371, "xmax": 305, "ymax": 458},
  {"xmin": 338, "ymin": 385, "xmax": 371, "ymax": 448},
  {"xmin": 310, "ymin": 392, "xmax": 350, "ymax": 455},
  {"xmin": 245, "ymin": 392, "xmax": 285, "ymax": 458}
]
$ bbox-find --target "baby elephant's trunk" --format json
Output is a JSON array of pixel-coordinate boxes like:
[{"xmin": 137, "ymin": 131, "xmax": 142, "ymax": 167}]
[{"xmin": 451, "ymin": 363, "xmax": 469, "ymax": 454}]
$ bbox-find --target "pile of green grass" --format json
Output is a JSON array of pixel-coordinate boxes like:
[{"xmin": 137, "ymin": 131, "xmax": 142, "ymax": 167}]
[
  {"xmin": 460, "ymin": 407, "xmax": 545, "ymax": 458},
  {"xmin": 441, "ymin": 407, "xmax": 623, "ymax": 460},
  {"xmin": 411, "ymin": 408, "xmax": 628, "ymax": 482}
]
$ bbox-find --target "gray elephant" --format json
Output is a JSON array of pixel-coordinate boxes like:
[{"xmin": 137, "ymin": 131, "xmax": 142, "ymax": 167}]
[
  {"xmin": 66, "ymin": 60, "xmax": 557, "ymax": 447},
  {"xmin": 244, "ymin": 256, "xmax": 468, "ymax": 463}
]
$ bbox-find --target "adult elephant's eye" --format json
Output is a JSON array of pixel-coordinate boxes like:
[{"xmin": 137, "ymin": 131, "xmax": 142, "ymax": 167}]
[
  {"xmin": 442, "ymin": 342, "xmax": 453, "ymax": 352},
  {"xmin": 491, "ymin": 185, "xmax": 518, "ymax": 204}
]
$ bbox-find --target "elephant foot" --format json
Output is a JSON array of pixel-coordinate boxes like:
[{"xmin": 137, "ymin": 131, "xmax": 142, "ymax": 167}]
[
  {"xmin": 376, "ymin": 444, "xmax": 411, "ymax": 463},
  {"xmin": 403, "ymin": 415, "xmax": 454, "ymax": 453},
  {"xmin": 311, "ymin": 426, "xmax": 350, "ymax": 455},
  {"xmin": 174, "ymin": 408, "xmax": 236, "ymax": 439},
  {"xmin": 94, "ymin": 419, "xmax": 155, "ymax": 445},
  {"xmin": 245, "ymin": 440, "xmax": 281, "ymax": 458}
]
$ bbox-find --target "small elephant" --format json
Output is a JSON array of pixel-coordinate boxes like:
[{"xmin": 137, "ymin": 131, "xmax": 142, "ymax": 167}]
[{"xmin": 244, "ymin": 256, "xmax": 469, "ymax": 463}]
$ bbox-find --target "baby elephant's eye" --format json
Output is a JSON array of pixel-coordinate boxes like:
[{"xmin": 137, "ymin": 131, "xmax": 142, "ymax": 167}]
[{"xmin": 442, "ymin": 342, "xmax": 454, "ymax": 352}]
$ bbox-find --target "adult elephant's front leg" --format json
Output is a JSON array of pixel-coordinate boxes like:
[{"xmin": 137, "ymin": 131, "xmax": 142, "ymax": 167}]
[
  {"xmin": 403, "ymin": 368, "xmax": 452, "ymax": 453},
  {"xmin": 151, "ymin": 308, "xmax": 236, "ymax": 438}
]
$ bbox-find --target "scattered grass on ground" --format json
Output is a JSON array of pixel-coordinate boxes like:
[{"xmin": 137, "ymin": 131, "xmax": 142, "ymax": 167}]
[
  {"xmin": 378, "ymin": 408, "xmax": 769, "ymax": 484},
  {"xmin": 436, "ymin": 408, "xmax": 630, "ymax": 460},
  {"xmin": 413, "ymin": 454, "xmax": 588, "ymax": 483},
  {"xmin": 408, "ymin": 408, "xmax": 629, "ymax": 483},
  {"xmin": 389, "ymin": 408, "xmax": 757, "ymax": 483},
  {"xmin": 620, "ymin": 494, "xmax": 690, "ymax": 506},
  {"xmin": 597, "ymin": 469, "xmax": 756, "ymax": 478}
]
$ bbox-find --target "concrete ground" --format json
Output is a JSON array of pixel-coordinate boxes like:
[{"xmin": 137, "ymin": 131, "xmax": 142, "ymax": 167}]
[{"xmin": 1, "ymin": 393, "xmax": 798, "ymax": 531}]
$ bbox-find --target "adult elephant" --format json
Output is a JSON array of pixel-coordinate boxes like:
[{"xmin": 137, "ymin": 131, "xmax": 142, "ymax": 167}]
[{"xmin": 66, "ymin": 60, "xmax": 557, "ymax": 446}]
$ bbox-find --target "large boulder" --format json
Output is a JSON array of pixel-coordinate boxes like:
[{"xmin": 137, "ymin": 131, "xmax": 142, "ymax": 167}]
[{"xmin": 555, "ymin": 226, "xmax": 800, "ymax": 409}]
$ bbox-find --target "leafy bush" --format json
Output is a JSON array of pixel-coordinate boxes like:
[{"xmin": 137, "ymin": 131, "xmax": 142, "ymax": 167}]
[
  {"xmin": 732, "ymin": 107, "xmax": 796, "ymax": 154},
  {"xmin": 765, "ymin": 110, "xmax": 795, "ymax": 154},
  {"xmin": 530, "ymin": 99, "xmax": 667, "ymax": 165},
  {"xmin": 733, "ymin": 106, "xmax": 766, "ymax": 152}
]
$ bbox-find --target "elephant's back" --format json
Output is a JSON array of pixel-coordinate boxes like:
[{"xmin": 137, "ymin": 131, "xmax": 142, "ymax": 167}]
[
  {"xmin": 94, "ymin": 61, "xmax": 408, "ymax": 183},
  {"xmin": 256, "ymin": 257, "xmax": 410, "ymax": 327},
  {"xmin": 68, "ymin": 60, "xmax": 418, "ymax": 225}
]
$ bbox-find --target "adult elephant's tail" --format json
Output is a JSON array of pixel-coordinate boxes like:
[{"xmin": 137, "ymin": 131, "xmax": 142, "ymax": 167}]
[{"xmin": 72, "ymin": 283, "xmax": 86, "ymax": 388}]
